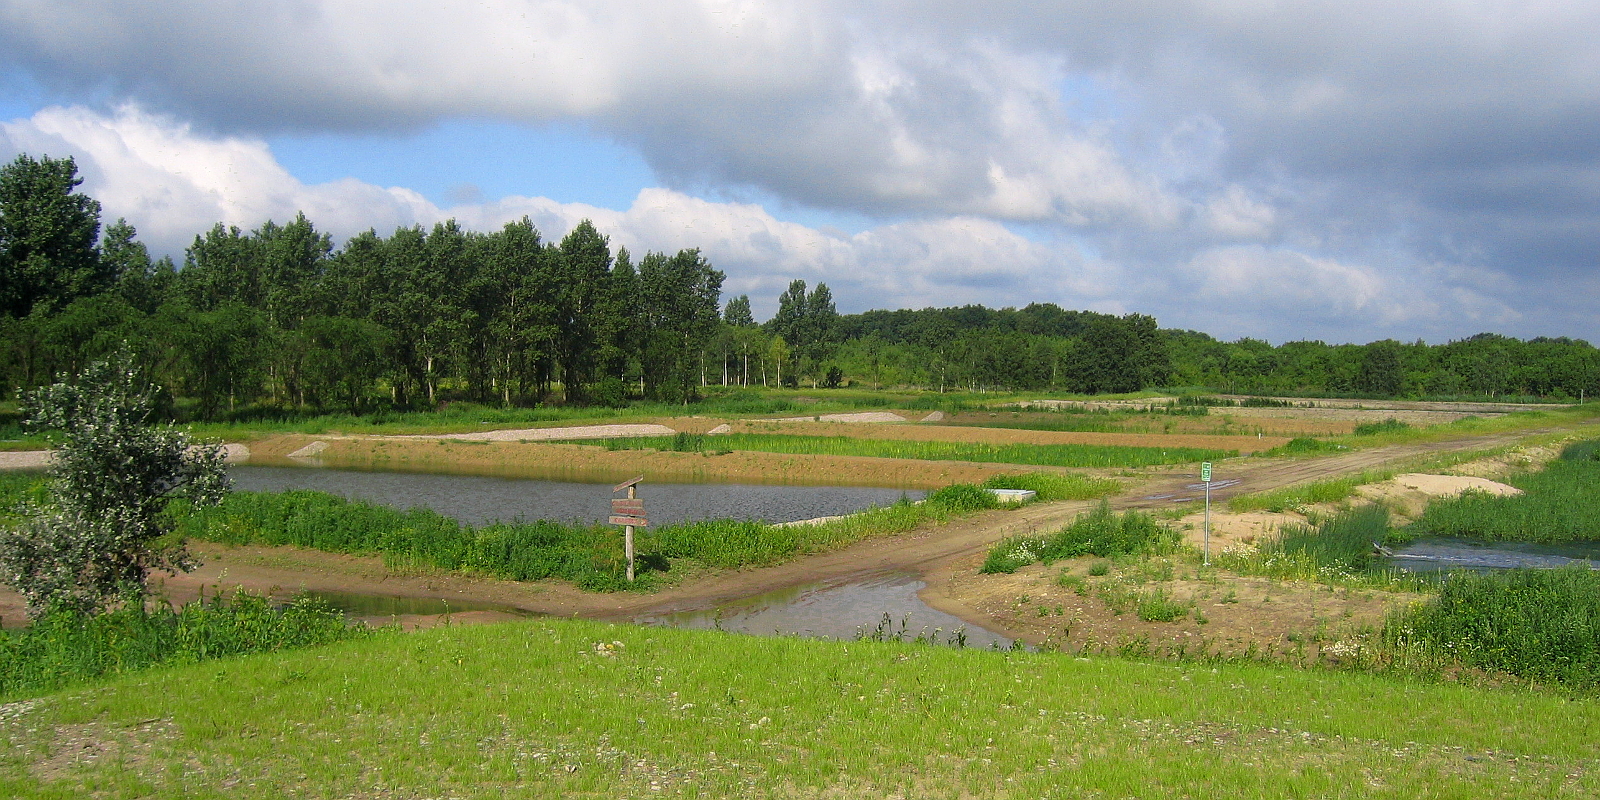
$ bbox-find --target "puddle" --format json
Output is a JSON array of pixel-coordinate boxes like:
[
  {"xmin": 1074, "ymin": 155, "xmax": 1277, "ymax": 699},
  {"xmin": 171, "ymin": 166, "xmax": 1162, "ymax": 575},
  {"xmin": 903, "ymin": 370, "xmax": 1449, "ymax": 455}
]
[
  {"xmin": 634, "ymin": 573, "xmax": 1014, "ymax": 649},
  {"xmin": 1389, "ymin": 537, "xmax": 1600, "ymax": 572}
]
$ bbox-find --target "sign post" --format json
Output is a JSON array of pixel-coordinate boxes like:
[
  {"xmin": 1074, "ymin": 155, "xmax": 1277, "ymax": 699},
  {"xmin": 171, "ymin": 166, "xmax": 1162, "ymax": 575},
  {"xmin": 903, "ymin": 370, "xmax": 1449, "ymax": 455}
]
[
  {"xmin": 1200, "ymin": 461, "xmax": 1212, "ymax": 567},
  {"xmin": 611, "ymin": 476, "xmax": 647, "ymax": 582}
]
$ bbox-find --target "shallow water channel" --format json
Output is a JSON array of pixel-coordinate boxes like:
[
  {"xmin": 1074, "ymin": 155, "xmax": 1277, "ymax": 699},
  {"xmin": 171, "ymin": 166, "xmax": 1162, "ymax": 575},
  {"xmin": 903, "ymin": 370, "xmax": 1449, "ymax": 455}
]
[
  {"xmin": 1389, "ymin": 537, "xmax": 1600, "ymax": 572},
  {"xmin": 233, "ymin": 465, "xmax": 996, "ymax": 644}
]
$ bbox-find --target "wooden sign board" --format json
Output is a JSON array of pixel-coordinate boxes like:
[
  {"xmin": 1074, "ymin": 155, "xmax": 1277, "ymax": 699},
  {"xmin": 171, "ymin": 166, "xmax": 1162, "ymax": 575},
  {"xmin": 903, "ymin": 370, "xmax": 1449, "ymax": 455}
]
[
  {"xmin": 611, "ymin": 498, "xmax": 645, "ymax": 514},
  {"xmin": 609, "ymin": 515, "xmax": 648, "ymax": 527},
  {"xmin": 613, "ymin": 475, "xmax": 645, "ymax": 493}
]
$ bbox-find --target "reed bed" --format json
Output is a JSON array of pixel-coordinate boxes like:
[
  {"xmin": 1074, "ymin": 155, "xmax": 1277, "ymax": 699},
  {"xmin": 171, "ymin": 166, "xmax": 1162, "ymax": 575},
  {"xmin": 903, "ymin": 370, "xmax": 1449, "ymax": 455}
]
[
  {"xmin": 1386, "ymin": 566, "xmax": 1600, "ymax": 687},
  {"xmin": 0, "ymin": 591, "xmax": 370, "ymax": 699},
  {"xmin": 1402, "ymin": 440, "xmax": 1600, "ymax": 543},
  {"xmin": 981, "ymin": 501, "xmax": 1177, "ymax": 573},
  {"xmin": 594, "ymin": 432, "xmax": 1235, "ymax": 468}
]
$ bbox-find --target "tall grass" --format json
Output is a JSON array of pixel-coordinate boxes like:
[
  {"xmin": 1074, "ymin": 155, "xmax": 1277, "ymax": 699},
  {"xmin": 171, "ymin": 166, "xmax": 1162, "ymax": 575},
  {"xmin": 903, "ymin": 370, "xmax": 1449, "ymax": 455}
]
[
  {"xmin": 1227, "ymin": 470, "xmax": 1390, "ymax": 513},
  {"xmin": 597, "ymin": 432, "xmax": 1236, "ymax": 468},
  {"xmin": 981, "ymin": 501, "xmax": 1177, "ymax": 573},
  {"xmin": 1386, "ymin": 566, "xmax": 1600, "ymax": 687},
  {"xmin": 1402, "ymin": 439, "xmax": 1600, "ymax": 543},
  {"xmin": 980, "ymin": 472, "xmax": 1119, "ymax": 501},
  {"xmin": 0, "ymin": 591, "xmax": 371, "ymax": 699},
  {"xmin": 1216, "ymin": 505, "xmax": 1393, "ymax": 583}
]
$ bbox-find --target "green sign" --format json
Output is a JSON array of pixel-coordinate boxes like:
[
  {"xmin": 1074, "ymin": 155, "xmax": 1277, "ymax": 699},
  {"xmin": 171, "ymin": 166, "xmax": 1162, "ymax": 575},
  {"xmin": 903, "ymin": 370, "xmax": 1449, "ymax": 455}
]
[{"xmin": 1201, "ymin": 462, "xmax": 1212, "ymax": 482}]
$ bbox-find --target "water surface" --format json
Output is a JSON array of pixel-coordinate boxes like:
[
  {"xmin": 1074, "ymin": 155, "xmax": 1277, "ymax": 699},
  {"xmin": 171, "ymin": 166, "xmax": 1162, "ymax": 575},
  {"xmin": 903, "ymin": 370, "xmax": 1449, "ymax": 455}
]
[
  {"xmin": 634, "ymin": 574, "xmax": 1014, "ymax": 649},
  {"xmin": 231, "ymin": 465, "xmax": 922, "ymax": 527},
  {"xmin": 1389, "ymin": 537, "xmax": 1600, "ymax": 572}
]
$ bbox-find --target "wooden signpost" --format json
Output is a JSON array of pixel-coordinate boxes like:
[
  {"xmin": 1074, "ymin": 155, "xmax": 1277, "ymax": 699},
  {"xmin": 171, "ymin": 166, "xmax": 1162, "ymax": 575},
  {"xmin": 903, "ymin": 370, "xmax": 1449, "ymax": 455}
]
[{"xmin": 611, "ymin": 476, "xmax": 647, "ymax": 582}]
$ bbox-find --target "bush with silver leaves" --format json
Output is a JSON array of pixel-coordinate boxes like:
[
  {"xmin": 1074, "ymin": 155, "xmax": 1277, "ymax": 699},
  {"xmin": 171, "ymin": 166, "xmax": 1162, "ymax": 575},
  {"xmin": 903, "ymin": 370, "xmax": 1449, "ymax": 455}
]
[{"xmin": 0, "ymin": 351, "xmax": 229, "ymax": 614}]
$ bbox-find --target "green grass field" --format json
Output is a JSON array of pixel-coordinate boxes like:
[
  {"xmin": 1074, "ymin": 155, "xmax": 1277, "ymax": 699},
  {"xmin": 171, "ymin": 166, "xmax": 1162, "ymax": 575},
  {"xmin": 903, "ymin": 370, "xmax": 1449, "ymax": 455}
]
[{"xmin": 4, "ymin": 617, "xmax": 1600, "ymax": 798}]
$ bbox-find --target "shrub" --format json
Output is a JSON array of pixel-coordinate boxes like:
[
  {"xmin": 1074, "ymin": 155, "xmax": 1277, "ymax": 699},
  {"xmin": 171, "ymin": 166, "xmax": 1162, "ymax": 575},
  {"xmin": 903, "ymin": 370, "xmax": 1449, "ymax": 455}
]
[
  {"xmin": 1386, "ymin": 566, "xmax": 1600, "ymax": 686},
  {"xmin": 927, "ymin": 483, "xmax": 999, "ymax": 512},
  {"xmin": 0, "ymin": 590, "xmax": 371, "ymax": 699},
  {"xmin": 981, "ymin": 502, "xmax": 1176, "ymax": 573},
  {"xmin": 1354, "ymin": 418, "xmax": 1410, "ymax": 436}
]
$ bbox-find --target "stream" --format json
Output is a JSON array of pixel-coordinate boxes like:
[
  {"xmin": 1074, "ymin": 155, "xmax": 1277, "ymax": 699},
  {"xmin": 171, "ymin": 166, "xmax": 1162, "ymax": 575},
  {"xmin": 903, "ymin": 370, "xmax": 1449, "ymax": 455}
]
[{"xmin": 1389, "ymin": 537, "xmax": 1600, "ymax": 572}]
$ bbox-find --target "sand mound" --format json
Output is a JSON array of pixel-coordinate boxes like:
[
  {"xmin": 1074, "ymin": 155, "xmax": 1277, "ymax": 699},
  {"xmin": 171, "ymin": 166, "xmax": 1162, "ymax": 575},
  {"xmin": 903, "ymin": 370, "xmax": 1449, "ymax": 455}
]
[{"xmin": 1391, "ymin": 473, "xmax": 1521, "ymax": 497}]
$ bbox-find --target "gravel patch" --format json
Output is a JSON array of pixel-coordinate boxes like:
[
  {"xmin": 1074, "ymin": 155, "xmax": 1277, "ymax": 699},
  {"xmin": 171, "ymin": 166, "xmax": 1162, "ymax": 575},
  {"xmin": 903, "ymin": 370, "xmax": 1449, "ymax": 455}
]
[{"xmin": 405, "ymin": 423, "xmax": 677, "ymax": 442}]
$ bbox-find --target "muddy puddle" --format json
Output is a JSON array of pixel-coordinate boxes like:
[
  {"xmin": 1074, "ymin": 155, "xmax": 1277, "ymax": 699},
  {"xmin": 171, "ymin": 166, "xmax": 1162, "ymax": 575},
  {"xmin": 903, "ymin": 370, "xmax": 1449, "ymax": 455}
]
[
  {"xmin": 231, "ymin": 465, "xmax": 923, "ymax": 527},
  {"xmin": 1390, "ymin": 537, "xmax": 1600, "ymax": 572},
  {"xmin": 634, "ymin": 574, "xmax": 1015, "ymax": 649}
]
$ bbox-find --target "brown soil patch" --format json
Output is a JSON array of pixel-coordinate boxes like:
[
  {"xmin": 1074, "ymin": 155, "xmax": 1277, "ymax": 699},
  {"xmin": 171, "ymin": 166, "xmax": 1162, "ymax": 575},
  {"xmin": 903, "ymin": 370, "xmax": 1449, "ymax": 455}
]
[
  {"xmin": 242, "ymin": 434, "xmax": 1031, "ymax": 489},
  {"xmin": 727, "ymin": 419, "xmax": 1288, "ymax": 454},
  {"xmin": 929, "ymin": 551, "xmax": 1417, "ymax": 659},
  {"xmin": 944, "ymin": 410, "xmax": 1356, "ymax": 437}
]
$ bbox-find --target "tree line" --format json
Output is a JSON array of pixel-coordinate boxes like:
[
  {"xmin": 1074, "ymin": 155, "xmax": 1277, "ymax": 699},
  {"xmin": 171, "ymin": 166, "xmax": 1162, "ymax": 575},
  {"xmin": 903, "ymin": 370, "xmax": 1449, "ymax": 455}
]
[{"xmin": 3, "ymin": 152, "xmax": 1597, "ymax": 417}]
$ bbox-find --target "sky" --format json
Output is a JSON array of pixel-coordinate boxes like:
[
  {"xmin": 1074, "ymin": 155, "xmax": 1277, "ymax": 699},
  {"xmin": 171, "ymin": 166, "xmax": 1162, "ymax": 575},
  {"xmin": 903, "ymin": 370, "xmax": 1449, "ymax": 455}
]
[{"xmin": 1, "ymin": 1, "xmax": 1596, "ymax": 344}]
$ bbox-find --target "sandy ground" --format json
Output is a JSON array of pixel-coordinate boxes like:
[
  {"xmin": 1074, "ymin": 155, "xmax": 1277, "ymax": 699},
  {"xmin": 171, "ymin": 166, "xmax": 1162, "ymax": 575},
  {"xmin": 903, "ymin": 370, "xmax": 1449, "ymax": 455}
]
[
  {"xmin": 728, "ymin": 418, "xmax": 1289, "ymax": 453},
  {"xmin": 405, "ymin": 423, "xmax": 678, "ymax": 441},
  {"xmin": 0, "ymin": 443, "xmax": 251, "ymax": 471},
  {"xmin": 931, "ymin": 552, "xmax": 1418, "ymax": 660}
]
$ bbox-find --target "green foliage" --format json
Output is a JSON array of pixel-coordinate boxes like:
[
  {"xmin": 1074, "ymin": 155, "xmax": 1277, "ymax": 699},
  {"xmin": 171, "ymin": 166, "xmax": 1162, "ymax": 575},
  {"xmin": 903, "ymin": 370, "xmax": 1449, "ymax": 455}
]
[
  {"xmin": 1404, "ymin": 440, "xmax": 1600, "ymax": 543},
  {"xmin": 1263, "ymin": 504, "xmax": 1388, "ymax": 574},
  {"xmin": 979, "ymin": 472, "xmax": 1120, "ymax": 501},
  {"xmin": 1261, "ymin": 436, "xmax": 1342, "ymax": 456},
  {"xmin": 1387, "ymin": 567, "xmax": 1600, "ymax": 686},
  {"xmin": 925, "ymin": 483, "xmax": 999, "ymax": 512},
  {"xmin": 1354, "ymin": 418, "xmax": 1411, "ymax": 436},
  {"xmin": 0, "ymin": 153, "xmax": 108, "ymax": 318},
  {"xmin": 0, "ymin": 352, "xmax": 229, "ymax": 614},
  {"xmin": 981, "ymin": 502, "xmax": 1175, "ymax": 573},
  {"xmin": 597, "ymin": 432, "xmax": 1236, "ymax": 469},
  {"xmin": 1228, "ymin": 471, "xmax": 1387, "ymax": 512},
  {"xmin": 1135, "ymin": 588, "xmax": 1192, "ymax": 622},
  {"xmin": 0, "ymin": 590, "xmax": 370, "ymax": 699}
]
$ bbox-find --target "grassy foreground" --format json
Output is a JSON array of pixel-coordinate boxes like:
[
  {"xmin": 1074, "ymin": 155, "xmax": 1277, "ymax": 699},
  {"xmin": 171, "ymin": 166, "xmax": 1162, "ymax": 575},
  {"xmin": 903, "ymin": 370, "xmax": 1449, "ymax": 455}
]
[{"xmin": 4, "ymin": 617, "xmax": 1600, "ymax": 798}]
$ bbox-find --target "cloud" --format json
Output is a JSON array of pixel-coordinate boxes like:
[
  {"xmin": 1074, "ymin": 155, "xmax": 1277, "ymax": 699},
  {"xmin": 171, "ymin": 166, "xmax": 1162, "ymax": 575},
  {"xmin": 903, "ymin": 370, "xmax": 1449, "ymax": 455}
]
[
  {"xmin": 0, "ymin": 102, "xmax": 1586, "ymax": 344},
  {"xmin": 0, "ymin": 0, "xmax": 1193, "ymax": 229}
]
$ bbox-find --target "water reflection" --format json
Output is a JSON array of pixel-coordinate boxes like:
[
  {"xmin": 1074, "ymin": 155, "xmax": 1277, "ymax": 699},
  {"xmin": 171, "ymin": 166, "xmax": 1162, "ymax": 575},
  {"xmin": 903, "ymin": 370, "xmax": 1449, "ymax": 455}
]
[{"xmin": 231, "ymin": 465, "xmax": 922, "ymax": 527}]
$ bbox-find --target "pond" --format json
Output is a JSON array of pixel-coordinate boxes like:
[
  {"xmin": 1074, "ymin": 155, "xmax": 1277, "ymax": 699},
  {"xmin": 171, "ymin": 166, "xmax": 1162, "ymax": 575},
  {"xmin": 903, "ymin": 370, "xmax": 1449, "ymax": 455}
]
[
  {"xmin": 634, "ymin": 574, "xmax": 1015, "ymax": 649},
  {"xmin": 1389, "ymin": 537, "xmax": 1600, "ymax": 572},
  {"xmin": 230, "ymin": 465, "xmax": 924, "ymax": 527}
]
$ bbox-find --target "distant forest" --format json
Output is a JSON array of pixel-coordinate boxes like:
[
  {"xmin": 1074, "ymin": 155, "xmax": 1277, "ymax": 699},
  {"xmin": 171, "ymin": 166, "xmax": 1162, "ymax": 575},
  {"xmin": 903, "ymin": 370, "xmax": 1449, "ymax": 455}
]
[{"xmin": 3, "ymin": 153, "xmax": 1597, "ymax": 418}]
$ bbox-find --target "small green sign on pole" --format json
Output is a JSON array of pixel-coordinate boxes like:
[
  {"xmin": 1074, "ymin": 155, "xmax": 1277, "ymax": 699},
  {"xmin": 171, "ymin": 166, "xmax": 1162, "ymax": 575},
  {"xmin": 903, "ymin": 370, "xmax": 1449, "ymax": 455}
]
[{"xmin": 1200, "ymin": 462, "xmax": 1212, "ymax": 567}]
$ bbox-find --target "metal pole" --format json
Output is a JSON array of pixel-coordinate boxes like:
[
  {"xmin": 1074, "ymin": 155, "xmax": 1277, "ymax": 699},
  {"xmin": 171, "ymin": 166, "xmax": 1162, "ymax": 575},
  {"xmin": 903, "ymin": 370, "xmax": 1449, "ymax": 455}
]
[
  {"xmin": 625, "ymin": 484, "xmax": 636, "ymax": 583},
  {"xmin": 1203, "ymin": 479, "xmax": 1211, "ymax": 567}
]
